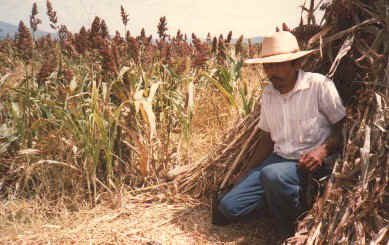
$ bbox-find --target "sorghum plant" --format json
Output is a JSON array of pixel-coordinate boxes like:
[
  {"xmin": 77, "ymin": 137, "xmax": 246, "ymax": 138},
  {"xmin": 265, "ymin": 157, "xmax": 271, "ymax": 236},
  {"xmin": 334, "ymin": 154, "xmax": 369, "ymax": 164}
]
[{"xmin": 46, "ymin": 0, "xmax": 58, "ymax": 30}]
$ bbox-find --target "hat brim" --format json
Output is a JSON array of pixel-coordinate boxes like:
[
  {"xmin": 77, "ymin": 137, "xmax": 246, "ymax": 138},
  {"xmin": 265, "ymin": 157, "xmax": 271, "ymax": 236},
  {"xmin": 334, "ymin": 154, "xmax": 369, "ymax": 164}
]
[{"xmin": 244, "ymin": 49, "xmax": 319, "ymax": 64}]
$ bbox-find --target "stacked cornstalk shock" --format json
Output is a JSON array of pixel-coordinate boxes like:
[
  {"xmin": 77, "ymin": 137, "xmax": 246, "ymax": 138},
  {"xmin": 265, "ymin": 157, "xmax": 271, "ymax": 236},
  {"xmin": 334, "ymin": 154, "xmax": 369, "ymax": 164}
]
[
  {"xmin": 174, "ymin": 0, "xmax": 389, "ymax": 244},
  {"xmin": 287, "ymin": 0, "xmax": 389, "ymax": 244}
]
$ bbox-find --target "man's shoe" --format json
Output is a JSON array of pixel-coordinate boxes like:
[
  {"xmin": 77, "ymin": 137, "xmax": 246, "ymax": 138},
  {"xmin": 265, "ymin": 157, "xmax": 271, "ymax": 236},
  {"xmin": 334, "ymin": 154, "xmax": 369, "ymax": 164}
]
[{"xmin": 211, "ymin": 194, "xmax": 231, "ymax": 226}]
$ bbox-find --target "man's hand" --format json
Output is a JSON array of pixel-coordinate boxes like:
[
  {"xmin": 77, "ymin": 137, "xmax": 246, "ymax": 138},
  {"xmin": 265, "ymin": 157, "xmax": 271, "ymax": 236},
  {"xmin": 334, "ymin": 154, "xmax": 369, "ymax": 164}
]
[
  {"xmin": 299, "ymin": 117, "xmax": 345, "ymax": 172},
  {"xmin": 299, "ymin": 145, "xmax": 328, "ymax": 172}
]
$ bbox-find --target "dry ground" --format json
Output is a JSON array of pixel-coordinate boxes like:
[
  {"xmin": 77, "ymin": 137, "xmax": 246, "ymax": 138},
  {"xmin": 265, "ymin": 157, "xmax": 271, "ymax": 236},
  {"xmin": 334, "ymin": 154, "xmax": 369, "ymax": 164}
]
[{"xmin": 0, "ymin": 192, "xmax": 282, "ymax": 244}]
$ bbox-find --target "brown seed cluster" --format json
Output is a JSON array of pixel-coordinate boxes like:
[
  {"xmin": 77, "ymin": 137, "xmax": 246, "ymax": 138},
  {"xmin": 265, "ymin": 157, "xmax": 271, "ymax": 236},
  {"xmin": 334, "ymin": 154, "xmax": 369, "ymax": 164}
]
[
  {"xmin": 192, "ymin": 34, "xmax": 210, "ymax": 69},
  {"xmin": 120, "ymin": 5, "xmax": 129, "ymax": 27},
  {"xmin": 99, "ymin": 39, "xmax": 119, "ymax": 76},
  {"xmin": 16, "ymin": 21, "xmax": 34, "ymax": 61},
  {"xmin": 157, "ymin": 16, "xmax": 168, "ymax": 40},
  {"xmin": 37, "ymin": 53, "xmax": 57, "ymax": 85},
  {"xmin": 46, "ymin": 0, "xmax": 58, "ymax": 30},
  {"xmin": 217, "ymin": 35, "xmax": 226, "ymax": 65},
  {"xmin": 235, "ymin": 35, "xmax": 244, "ymax": 56},
  {"xmin": 30, "ymin": 2, "xmax": 42, "ymax": 34}
]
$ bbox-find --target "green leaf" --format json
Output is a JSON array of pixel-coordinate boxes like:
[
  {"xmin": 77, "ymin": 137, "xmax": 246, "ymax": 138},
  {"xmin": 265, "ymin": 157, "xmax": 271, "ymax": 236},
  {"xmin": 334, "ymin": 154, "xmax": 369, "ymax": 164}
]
[{"xmin": 201, "ymin": 71, "xmax": 238, "ymax": 109}]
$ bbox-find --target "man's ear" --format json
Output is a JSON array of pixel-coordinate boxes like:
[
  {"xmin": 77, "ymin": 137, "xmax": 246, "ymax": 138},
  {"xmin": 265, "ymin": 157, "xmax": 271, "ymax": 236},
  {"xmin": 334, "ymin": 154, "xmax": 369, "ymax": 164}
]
[{"xmin": 292, "ymin": 58, "xmax": 303, "ymax": 69}]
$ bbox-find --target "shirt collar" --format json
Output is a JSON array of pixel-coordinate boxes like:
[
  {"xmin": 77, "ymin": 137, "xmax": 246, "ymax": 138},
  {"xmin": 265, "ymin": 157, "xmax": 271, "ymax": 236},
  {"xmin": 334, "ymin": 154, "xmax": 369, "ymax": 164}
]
[{"xmin": 268, "ymin": 70, "xmax": 310, "ymax": 95}]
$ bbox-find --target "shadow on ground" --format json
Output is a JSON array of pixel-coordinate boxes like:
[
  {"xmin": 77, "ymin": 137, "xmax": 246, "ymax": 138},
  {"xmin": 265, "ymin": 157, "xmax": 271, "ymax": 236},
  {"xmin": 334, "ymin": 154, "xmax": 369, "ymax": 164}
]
[{"xmin": 168, "ymin": 201, "xmax": 283, "ymax": 244}]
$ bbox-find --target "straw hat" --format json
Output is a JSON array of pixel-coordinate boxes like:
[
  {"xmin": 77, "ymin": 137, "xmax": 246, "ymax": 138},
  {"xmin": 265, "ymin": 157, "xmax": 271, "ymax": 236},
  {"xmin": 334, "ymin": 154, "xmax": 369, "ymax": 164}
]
[{"xmin": 245, "ymin": 31, "xmax": 318, "ymax": 64}]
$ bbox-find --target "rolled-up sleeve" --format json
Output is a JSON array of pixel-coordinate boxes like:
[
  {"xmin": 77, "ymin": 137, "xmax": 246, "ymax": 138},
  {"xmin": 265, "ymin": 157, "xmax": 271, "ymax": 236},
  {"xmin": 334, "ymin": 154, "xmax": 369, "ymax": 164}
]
[
  {"xmin": 319, "ymin": 78, "xmax": 346, "ymax": 124},
  {"xmin": 258, "ymin": 95, "xmax": 270, "ymax": 132}
]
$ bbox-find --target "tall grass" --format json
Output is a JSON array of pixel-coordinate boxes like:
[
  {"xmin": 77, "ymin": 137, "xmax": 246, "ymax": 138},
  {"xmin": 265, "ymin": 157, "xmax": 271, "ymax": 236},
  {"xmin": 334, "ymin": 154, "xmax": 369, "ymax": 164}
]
[{"xmin": 0, "ymin": 1, "xmax": 264, "ymax": 203}]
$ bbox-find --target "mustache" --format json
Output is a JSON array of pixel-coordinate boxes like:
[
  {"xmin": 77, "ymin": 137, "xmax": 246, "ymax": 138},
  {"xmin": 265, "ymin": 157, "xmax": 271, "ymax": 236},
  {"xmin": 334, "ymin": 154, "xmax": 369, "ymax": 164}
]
[{"xmin": 270, "ymin": 76, "xmax": 282, "ymax": 81}]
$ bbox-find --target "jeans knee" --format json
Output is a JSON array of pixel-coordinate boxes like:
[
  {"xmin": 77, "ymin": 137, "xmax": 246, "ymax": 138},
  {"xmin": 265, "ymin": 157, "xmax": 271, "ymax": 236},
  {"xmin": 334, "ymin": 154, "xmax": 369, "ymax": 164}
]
[
  {"xmin": 218, "ymin": 195, "xmax": 240, "ymax": 219},
  {"xmin": 260, "ymin": 165, "xmax": 285, "ymax": 191}
]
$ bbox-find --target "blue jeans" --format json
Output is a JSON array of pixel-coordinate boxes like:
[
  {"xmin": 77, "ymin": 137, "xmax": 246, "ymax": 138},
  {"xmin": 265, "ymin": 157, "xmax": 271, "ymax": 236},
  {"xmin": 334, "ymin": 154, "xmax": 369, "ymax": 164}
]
[{"xmin": 218, "ymin": 153, "xmax": 301, "ymax": 233}]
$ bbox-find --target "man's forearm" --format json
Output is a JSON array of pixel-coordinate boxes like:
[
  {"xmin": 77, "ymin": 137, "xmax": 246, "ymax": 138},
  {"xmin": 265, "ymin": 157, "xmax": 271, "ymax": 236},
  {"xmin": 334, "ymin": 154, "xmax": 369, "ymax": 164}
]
[{"xmin": 320, "ymin": 117, "xmax": 345, "ymax": 156}]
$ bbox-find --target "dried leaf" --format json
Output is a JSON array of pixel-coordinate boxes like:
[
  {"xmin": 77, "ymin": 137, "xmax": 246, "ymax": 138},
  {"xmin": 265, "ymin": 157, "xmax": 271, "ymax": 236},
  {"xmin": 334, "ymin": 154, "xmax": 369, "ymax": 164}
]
[
  {"xmin": 324, "ymin": 18, "xmax": 378, "ymax": 44},
  {"xmin": 134, "ymin": 82, "xmax": 161, "ymax": 140},
  {"xmin": 118, "ymin": 66, "xmax": 130, "ymax": 80},
  {"xmin": 187, "ymin": 81, "xmax": 194, "ymax": 112},
  {"xmin": 307, "ymin": 221, "xmax": 322, "ymax": 245},
  {"xmin": 327, "ymin": 34, "xmax": 355, "ymax": 78},
  {"xmin": 18, "ymin": 149, "xmax": 40, "ymax": 155},
  {"xmin": 0, "ymin": 73, "xmax": 10, "ymax": 89},
  {"xmin": 384, "ymin": 57, "xmax": 389, "ymax": 85},
  {"xmin": 307, "ymin": 25, "xmax": 333, "ymax": 48},
  {"xmin": 360, "ymin": 125, "xmax": 371, "ymax": 188},
  {"xmin": 374, "ymin": 93, "xmax": 386, "ymax": 132},
  {"xmin": 369, "ymin": 225, "xmax": 388, "ymax": 245}
]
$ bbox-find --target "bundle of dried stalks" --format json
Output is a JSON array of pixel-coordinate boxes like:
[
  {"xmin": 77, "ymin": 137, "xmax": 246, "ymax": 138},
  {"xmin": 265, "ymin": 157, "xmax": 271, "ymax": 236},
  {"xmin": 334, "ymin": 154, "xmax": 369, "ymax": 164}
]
[
  {"xmin": 286, "ymin": 88, "xmax": 388, "ymax": 245},
  {"xmin": 172, "ymin": 94, "xmax": 266, "ymax": 198},
  {"xmin": 285, "ymin": 0, "xmax": 389, "ymax": 243}
]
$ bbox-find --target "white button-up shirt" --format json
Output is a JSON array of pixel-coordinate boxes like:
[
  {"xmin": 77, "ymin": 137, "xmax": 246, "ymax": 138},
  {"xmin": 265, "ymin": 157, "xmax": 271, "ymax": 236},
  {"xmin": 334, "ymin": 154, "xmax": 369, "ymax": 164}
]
[{"xmin": 258, "ymin": 70, "xmax": 346, "ymax": 160}]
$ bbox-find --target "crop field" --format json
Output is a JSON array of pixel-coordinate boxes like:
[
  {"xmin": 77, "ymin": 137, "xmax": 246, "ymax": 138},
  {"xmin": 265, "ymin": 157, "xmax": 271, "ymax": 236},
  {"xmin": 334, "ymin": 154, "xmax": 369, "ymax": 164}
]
[{"xmin": 0, "ymin": 2, "xmax": 266, "ymax": 200}]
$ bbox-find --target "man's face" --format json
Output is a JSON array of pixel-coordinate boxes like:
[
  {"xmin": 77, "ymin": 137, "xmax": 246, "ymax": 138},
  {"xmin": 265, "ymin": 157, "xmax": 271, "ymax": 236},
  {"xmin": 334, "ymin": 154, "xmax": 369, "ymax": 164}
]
[{"xmin": 262, "ymin": 61, "xmax": 299, "ymax": 94}]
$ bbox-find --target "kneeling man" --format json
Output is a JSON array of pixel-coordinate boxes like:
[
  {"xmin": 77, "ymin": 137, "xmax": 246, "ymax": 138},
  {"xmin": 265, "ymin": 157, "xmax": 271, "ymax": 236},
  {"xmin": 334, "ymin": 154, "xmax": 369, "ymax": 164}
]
[{"xmin": 217, "ymin": 31, "xmax": 346, "ymax": 236}]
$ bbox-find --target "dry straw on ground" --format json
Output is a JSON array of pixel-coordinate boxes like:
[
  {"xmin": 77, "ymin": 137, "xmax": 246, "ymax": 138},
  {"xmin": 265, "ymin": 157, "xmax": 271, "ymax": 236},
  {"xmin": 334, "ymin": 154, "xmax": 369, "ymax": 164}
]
[{"xmin": 0, "ymin": 192, "xmax": 279, "ymax": 244}]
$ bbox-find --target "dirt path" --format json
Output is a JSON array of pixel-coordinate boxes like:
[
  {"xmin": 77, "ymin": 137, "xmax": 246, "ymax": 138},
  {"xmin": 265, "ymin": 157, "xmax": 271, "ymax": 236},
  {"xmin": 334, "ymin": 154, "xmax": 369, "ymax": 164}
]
[{"xmin": 0, "ymin": 194, "xmax": 281, "ymax": 244}]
